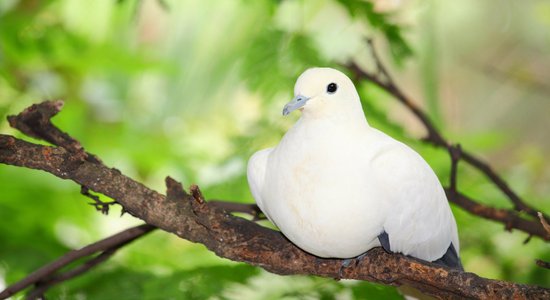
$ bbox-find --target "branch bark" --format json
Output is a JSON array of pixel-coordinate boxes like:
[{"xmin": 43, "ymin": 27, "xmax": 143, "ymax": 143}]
[{"xmin": 0, "ymin": 101, "xmax": 549, "ymax": 299}]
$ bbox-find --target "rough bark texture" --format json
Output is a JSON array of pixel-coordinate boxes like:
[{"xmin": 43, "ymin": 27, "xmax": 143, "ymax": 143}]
[{"xmin": 0, "ymin": 101, "xmax": 548, "ymax": 299}]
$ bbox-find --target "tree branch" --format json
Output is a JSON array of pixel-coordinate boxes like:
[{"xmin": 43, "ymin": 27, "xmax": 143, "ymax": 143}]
[
  {"xmin": 448, "ymin": 144, "xmax": 462, "ymax": 196},
  {"xmin": 0, "ymin": 224, "xmax": 156, "ymax": 299},
  {"xmin": 539, "ymin": 212, "xmax": 550, "ymax": 235},
  {"xmin": 445, "ymin": 190, "xmax": 549, "ymax": 239},
  {"xmin": 345, "ymin": 41, "xmax": 550, "ymax": 240},
  {"xmin": 0, "ymin": 101, "xmax": 548, "ymax": 299},
  {"xmin": 536, "ymin": 260, "xmax": 550, "ymax": 270}
]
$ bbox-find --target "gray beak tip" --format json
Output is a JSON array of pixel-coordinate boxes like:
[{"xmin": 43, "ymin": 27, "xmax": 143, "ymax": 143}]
[
  {"xmin": 282, "ymin": 95, "xmax": 310, "ymax": 116},
  {"xmin": 282, "ymin": 107, "xmax": 289, "ymax": 116}
]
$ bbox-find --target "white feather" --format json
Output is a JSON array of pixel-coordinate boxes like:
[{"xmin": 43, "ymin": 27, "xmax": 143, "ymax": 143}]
[
  {"xmin": 247, "ymin": 68, "xmax": 459, "ymax": 261},
  {"xmin": 247, "ymin": 148, "xmax": 273, "ymax": 221}
]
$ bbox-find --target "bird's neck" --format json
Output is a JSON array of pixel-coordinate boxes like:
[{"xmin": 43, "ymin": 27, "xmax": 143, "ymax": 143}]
[
  {"xmin": 299, "ymin": 106, "xmax": 369, "ymax": 130},
  {"xmin": 297, "ymin": 110, "xmax": 370, "ymax": 135}
]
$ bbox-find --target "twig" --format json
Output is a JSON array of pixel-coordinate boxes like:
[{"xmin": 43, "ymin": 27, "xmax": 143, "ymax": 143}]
[
  {"xmin": 0, "ymin": 224, "xmax": 156, "ymax": 299},
  {"xmin": 366, "ymin": 38, "xmax": 393, "ymax": 85},
  {"xmin": 7, "ymin": 100, "xmax": 100, "ymax": 164},
  {"xmin": 460, "ymin": 151, "xmax": 544, "ymax": 219},
  {"xmin": 538, "ymin": 212, "xmax": 550, "ymax": 235},
  {"xmin": 190, "ymin": 184, "xmax": 205, "ymax": 204},
  {"xmin": 26, "ymin": 249, "xmax": 118, "ymax": 300},
  {"xmin": 0, "ymin": 101, "xmax": 548, "ymax": 299},
  {"xmin": 448, "ymin": 144, "xmax": 462, "ymax": 195},
  {"xmin": 523, "ymin": 234, "xmax": 533, "ymax": 245},
  {"xmin": 208, "ymin": 200, "xmax": 265, "ymax": 221},
  {"xmin": 536, "ymin": 259, "xmax": 550, "ymax": 270},
  {"xmin": 347, "ymin": 62, "xmax": 447, "ymax": 147},
  {"xmin": 444, "ymin": 190, "xmax": 549, "ymax": 239},
  {"xmin": 81, "ymin": 186, "xmax": 117, "ymax": 215}
]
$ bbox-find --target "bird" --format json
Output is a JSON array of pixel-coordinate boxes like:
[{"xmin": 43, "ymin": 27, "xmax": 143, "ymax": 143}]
[{"xmin": 247, "ymin": 67, "xmax": 462, "ymax": 270}]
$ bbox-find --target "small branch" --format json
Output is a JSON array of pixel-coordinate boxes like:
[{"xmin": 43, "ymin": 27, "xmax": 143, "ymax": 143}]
[
  {"xmin": 190, "ymin": 184, "xmax": 205, "ymax": 204},
  {"xmin": 444, "ymin": 190, "xmax": 549, "ymax": 240},
  {"xmin": 81, "ymin": 186, "xmax": 117, "ymax": 215},
  {"xmin": 538, "ymin": 212, "xmax": 550, "ymax": 235},
  {"xmin": 366, "ymin": 38, "xmax": 393, "ymax": 85},
  {"xmin": 7, "ymin": 100, "xmax": 100, "ymax": 163},
  {"xmin": 536, "ymin": 259, "xmax": 550, "ymax": 270},
  {"xmin": 208, "ymin": 200, "xmax": 265, "ymax": 221},
  {"xmin": 460, "ymin": 151, "xmax": 545, "ymax": 220},
  {"xmin": 346, "ymin": 40, "xmax": 550, "ymax": 227},
  {"xmin": 26, "ymin": 249, "xmax": 118, "ymax": 300},
  {"xmin": 347, "ymin": 62, "xmax": 447, "ymax": 147},
  {"xmin": 448, "ymin": 144, "xmax": 462, "ymax": 195},
  {"xmin": 0, "ymin": 224, "xmax": 156, "ymax": 299}
]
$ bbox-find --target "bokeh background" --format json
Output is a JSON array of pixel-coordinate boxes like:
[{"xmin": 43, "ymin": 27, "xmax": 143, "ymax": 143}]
[{"xmin": 1, "ymin": 0, "xmax": 549, "ymax": 298}]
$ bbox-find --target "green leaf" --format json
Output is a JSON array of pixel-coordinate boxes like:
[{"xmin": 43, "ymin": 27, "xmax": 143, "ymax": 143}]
[{"xmin": 335, "ymin": 0, "xmax": 413, "ymax": 65}]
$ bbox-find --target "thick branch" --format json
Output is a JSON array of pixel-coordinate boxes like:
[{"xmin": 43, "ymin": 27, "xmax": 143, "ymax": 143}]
[{"xmin": 0, "ymin": 102, "xmax": 548, "ymax": 298}]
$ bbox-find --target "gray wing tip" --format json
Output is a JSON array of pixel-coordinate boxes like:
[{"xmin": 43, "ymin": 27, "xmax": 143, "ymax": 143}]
[
  {"xmin": 433, "ymin": 242, "xmax": 463, "ymax": 271},
  {"xmin": 377, "ymin": 231, "xmax": 463, "ymax": 271},
  {"xmin": 377, "ymin": 231, "xmax": 391, "ymax": 253}
]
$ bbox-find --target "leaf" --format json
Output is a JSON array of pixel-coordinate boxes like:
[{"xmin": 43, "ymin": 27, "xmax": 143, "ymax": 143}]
[
  {"xmin": 240, "ymin": 29, "xmax": 324, "ymax": 97},
  {"xmin": 335, "ymin": 0, "xmax": 413, "ymax": 65}
]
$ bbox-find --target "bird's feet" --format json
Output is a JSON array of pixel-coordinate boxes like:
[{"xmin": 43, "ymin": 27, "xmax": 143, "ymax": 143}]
[
  {"xmin": 337, "ymin": 252, "xmax": 369, "ymax": 280},
  {"xmin": 338, "ymin": 258, "xmax": 354, "ymax": 280}
]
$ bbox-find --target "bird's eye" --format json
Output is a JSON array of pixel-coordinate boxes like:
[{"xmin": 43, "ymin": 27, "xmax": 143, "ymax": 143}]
[{"xmin": 327, "ymin": 83, "xmax": 337, "ymax": 94}]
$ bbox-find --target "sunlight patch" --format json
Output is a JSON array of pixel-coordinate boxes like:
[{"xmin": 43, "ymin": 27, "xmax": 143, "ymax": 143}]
[
  {"xmin": 197, "ymin": 157, "xmax": 245, "ymax": 187},
  {"xmin": 0, "ymin": 267, "xmax": 5, "ymax": 292},
  {"xmin": 55, "ymin": 220, "xmax": 93, "ymax": 249}
]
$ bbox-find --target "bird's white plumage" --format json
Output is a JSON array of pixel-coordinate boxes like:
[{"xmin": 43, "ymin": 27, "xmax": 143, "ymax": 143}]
[{"xmin": 247, "ymin": 68, "xmax": 459, "ymax": 262}]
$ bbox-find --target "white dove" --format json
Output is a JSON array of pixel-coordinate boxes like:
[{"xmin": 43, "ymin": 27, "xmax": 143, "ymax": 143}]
[{"xmin": 247, "ymin": 67, "xmax": 461, "ymax": 269}]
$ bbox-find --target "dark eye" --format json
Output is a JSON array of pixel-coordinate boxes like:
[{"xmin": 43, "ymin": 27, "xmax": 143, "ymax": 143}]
[{"xmin": 327, "ymin": 83, "xmax": 337, "ymax": 94}]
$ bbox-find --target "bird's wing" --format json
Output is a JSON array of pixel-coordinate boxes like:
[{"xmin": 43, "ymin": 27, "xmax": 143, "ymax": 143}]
[
  {"xmin": 247, "ymin": 148, "xmax": 273, "ymax": 219},
  {"xmin": 370, "ymin": 139, "xmax": 459, "ymax": 262}
]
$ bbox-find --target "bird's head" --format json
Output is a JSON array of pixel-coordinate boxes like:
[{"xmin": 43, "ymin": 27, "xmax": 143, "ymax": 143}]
[{"xmin": 283, "ymin": 68, "xmax": 363, "ymax": 120}]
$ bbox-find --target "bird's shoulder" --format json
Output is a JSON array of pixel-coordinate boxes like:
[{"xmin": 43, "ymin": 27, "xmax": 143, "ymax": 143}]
[
  {"xmin": 367, "ymin": 129, "xmax": 439, "ymax": 188},
  {"xmin": 367, "ymin": 129, "xmax": 417, "ymax": 161}
]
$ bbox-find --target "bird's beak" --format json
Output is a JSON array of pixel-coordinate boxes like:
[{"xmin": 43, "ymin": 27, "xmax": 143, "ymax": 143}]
[{"xmin": 283, "ymin": 95, "xmax": 310, "ymax": 116}]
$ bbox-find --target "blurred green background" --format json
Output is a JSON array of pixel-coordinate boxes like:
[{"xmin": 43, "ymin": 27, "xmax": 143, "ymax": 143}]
[{"xmin": 0, "ymin": 0, "xmax": 549, "ymax": 298}]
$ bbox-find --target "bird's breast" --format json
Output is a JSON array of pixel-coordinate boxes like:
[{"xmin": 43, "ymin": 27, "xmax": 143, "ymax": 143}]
[{"xmin": 262, "ymin": 125, "xmax": 385, "ymax": 258}]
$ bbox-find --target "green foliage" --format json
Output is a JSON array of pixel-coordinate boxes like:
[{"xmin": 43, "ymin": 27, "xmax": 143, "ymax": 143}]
[
  {"xmin": 0, "ymin": 0, "xmax": 548, "ymax": 299},
  {"xmin": 335, "ymin": 0, "xmax": 413, "ymax": 65},
  {"xmin": 241, "ymin": 29, "xmax": 323, "ymax": 97},
  {"xmin": 48, "ymin": 265, "xmax": 259, "ymax": 299}
]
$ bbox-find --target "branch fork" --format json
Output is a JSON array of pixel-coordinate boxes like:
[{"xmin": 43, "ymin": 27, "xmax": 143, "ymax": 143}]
[{"xmin": 346, "ymin": 40, "xmax": 550, "ymax": 241}]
